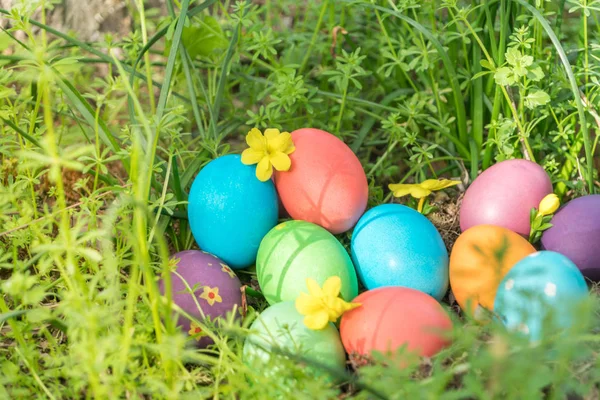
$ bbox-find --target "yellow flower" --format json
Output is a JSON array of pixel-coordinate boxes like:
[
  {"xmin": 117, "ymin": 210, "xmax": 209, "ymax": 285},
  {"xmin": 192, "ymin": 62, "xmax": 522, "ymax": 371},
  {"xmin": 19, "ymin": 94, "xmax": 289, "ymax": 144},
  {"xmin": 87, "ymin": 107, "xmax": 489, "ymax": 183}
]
[
  {"xmin": 537, "ymin": 194, "xmax": 559, "ymax": 217},
  {"xmin": 220, "ymin": 263, "xmax": 236, "ymax": 279},
  {"xmin": 241, "ymin": 128, "xmax": 295, "ymax": 182},
  {"xmin": 199, "ymin": 286, "xmax": 222, "ymax": 306},
  {"xmin": 188, "ymin": 321, "xmax": 207, "ymax": 341},
  {"xmin": 295, "ymin": 276, "xmax": 361, "ymax": 330},
  {"xmin": 388, "ymin": 179, "xmax": 460, "ymax": 212}
]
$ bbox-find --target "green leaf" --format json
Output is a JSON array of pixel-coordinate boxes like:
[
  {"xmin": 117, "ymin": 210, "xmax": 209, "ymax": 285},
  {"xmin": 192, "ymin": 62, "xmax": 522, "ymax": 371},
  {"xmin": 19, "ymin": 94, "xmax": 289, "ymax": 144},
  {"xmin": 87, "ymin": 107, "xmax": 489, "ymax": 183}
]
[
  {"xmin": 524, "ymin": 90, "xmax": 550, "ymax": 109},
  {"xmin": 179, "ymin": 16, "xmax": 227, "ymax": 59},
  {"xmin": 527, "ymin": 65, "xmax": 545, "ymax": 81},
  {"xmin": 505, "ymin": 46, "xmax": 532, "ymax": 77},
  {"xmin": 480, "ymin": 59, "xmax": 495, "ymax": 70},
  {"xmin": 472, "ymin": 70, "xmax": 493, "ymax": 80},
  {"xmin": 494, "ymin": 67, "xmax": 515, "ymax": 86}
]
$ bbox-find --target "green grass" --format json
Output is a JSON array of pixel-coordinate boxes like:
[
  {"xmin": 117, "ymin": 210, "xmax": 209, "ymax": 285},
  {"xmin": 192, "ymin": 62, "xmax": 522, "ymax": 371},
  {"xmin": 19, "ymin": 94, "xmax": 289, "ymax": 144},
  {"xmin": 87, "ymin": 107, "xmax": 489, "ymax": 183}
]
[{"xmin": 1, "ymin": 0, "xmax": 600, "ymax": 398}]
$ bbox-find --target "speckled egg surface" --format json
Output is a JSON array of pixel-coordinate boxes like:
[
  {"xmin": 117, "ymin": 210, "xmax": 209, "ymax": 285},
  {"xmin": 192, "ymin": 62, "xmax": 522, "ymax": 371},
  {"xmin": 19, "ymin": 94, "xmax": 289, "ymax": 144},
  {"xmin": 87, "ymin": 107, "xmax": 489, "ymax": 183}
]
[
  {"xmin": 274, "ymin": 128, "xmax": 368, "ymax": 234},
  {"xmin": 256, "ymin": 220, "xmax": 358, "ymax": 305},
  {"xmin": 243, "ymin": 301, "xmax": 347, "ymax": 376},
  {"xmin": 158, "ymin": 250, "xmax": 243, "ymax": 347},
  {"xmin": 340, "ymin": 287, "xmax": 452, "ymax": 363},
  {"xmin": 351, "ymin": 204, "xmax": 448, "ymax": 300},
  {"xmin": 460, "ymin": 159, "xmax": 552, "ymax": 236},
  {"xmin": 449, "ymin": 225, "xmax": 536, "ymax": 315},
  {"xmin": 188, "ymin": 154, "xmax": 279, "ymax": 269},
  {"xmin": 494, "ymin": 251, "xmax": 589, "ymax": 341},
  {"xmin": 541, "ymin": 195, "xmax": 600, "ymax": 281}
]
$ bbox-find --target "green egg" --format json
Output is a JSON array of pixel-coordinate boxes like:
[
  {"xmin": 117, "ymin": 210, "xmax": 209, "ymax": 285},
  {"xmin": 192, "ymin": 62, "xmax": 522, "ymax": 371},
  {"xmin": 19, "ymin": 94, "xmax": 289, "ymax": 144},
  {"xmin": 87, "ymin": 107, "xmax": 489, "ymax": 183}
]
[
  {"xmin": 243, "ymin": 301, "xmax": 347, "ymax": 377},
  {"xmin": 256, "ymin": 220, "xmax": 358, "ymax": 305}
]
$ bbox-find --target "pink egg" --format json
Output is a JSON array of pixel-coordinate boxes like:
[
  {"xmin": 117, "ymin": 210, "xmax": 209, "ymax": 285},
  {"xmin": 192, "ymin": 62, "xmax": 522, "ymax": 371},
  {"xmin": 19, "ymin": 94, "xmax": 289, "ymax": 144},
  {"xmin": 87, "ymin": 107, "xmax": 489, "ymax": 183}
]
[
  {"xmin": 460, "ymin": 159, "xmax": 552, "ymax": 236},
  {"xmin": 274, "ymin": 128, "xmax": 368, "ymax": 234}
]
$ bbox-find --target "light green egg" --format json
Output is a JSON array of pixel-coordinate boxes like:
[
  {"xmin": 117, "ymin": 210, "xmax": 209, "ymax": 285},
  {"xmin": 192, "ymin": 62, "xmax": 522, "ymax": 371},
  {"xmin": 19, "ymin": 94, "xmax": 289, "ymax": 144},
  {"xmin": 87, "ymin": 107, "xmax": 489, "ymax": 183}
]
[
  {"xmin": 243, "ymin": 301, "xmax": 347, "ymax": 377},
  {"xmin": 256, "ymin": 220, "xmax": 358, "ymax": 305}
]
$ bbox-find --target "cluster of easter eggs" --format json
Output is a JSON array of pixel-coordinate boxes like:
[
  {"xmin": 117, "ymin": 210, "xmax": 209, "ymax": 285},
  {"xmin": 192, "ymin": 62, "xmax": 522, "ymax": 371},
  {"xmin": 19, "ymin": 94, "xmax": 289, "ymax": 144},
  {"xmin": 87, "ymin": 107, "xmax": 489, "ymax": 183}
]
[
  {"xmin": 159, "ymin": 127, "xmax": 454, "ymax": 371},
  {"xmin": 159, "ymin": 128, "xmax": 599, "ymax": 374},
  {"xmin": 454, "ymin": 159, "xmax": 598, "ymax": 340}
]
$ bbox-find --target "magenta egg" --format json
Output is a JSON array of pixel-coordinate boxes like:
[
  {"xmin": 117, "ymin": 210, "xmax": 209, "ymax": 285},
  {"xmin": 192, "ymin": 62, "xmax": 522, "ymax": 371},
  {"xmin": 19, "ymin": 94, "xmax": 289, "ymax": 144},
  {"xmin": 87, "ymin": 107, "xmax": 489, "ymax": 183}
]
[
  {"xmin": 460, "ymin": 159, "xmax": 552, "ymax": 236},
  {"xmin": 158, "ymin": 250, "xmax": 243, "ymax": 347},
  {"xmin": 541, "ymin": 195, "xmax": 600, "ymax": 281}
]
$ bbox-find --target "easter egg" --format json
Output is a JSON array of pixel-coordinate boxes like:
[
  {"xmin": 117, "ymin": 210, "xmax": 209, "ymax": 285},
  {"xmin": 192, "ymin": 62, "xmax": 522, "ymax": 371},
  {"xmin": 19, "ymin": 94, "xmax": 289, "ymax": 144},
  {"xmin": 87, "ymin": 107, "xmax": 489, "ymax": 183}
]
[
  {"xmin": 188, "ymin": 154, "xmax": 278, "ymax": 269},
  {"xmin": 243, "ymin": 301, "xmax": 346, "ymax": 376},
  {"xmin": 460, "ymin": 159, "xmax": 552, "ymax": 236},
  {"xmin": 494, "ymin": 251, "xmax": 589, "ymax": 341},
  {"xmin": 274, "ymin": 128, "xmax": 368, "ymax": 234},
  {"xmin": 351, "ymin": 204, "xmax": 448, "ymax": 300},
  {"xmin": 257, "ymin": 220, "xmax": 358, "ymax": 305},
  {"xmin": 449, "ymin": 225, "xmax": 536, "ymax": 315},
  {"xmin": 158, "ymin": 250, "xmax": 243, "ymax": 347},
  {"xmin": 541, "ymin": 195, "xmax": 600, "ymax": 281},
  {"xmin": 340, "ymin": 287, "xmax": 452, "ymax": 363}
]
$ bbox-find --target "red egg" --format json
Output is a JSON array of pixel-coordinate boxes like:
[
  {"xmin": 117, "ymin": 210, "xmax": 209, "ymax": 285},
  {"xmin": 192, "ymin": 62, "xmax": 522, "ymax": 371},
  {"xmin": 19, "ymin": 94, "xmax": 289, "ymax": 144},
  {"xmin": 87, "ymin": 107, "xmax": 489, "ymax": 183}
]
[
  {"xmin": 274, "ymin": 128, "xmax": 368, "ymax": 234},
  {"xmin": 460, "ymin": 159, "xmax": 552, "ymax": 236},
  {"xmin": 340, "ymin": 287, "xmax": 452, "ymax": 364}
]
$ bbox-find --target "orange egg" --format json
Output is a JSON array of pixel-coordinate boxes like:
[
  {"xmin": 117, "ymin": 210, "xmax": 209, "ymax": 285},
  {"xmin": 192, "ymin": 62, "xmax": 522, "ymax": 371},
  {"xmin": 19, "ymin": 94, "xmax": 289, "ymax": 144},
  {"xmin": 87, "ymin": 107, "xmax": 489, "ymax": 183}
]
[
  {"xmin": 274, "ymin": 128, "xmax": 368, "ymax": 234},
  {"xmin": 449, "ymin": 225, "xmax": 536, "ymax": 315},
  {"xmin": 340, "ymin": 287, "xmax": 452, "ymax": 364}
]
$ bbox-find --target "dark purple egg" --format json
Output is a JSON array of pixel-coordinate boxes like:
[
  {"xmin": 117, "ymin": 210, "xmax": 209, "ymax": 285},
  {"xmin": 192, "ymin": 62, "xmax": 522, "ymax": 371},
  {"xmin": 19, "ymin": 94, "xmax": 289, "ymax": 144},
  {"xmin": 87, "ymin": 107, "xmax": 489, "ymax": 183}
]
[
  {"xmin": 541, "ymin": 195, "xmax": 600, "ymax": 281},
  {"xmin": 158, "ymin": 250, "xmax": 243, "ymax": 347}
]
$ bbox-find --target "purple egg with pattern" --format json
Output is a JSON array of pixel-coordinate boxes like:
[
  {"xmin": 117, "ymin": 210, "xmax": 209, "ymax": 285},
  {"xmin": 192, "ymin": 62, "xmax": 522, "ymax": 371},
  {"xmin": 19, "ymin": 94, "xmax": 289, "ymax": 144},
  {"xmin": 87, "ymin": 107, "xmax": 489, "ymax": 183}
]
[
  {"xmin": 541, "ymin": 195, "xmax": 600, "ymax": 281},
  {"xmin": 460, "ymin": 159, "xmax": 552, "ymax": 236},
  {"xmin": 158, "ymin": 250, "xmax": 243, "ymax": 347}
]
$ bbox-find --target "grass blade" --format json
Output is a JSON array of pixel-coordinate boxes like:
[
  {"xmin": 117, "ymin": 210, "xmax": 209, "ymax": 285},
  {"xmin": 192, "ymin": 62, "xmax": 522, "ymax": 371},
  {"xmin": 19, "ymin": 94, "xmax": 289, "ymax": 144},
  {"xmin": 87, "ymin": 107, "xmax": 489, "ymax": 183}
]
[
  {"xmin": 2, "ymin": 118, "xmax": 42, "ymax": 147},
  {"xmin": 155, "ymin": 0, "xmax": 191, "ymax": 121}
]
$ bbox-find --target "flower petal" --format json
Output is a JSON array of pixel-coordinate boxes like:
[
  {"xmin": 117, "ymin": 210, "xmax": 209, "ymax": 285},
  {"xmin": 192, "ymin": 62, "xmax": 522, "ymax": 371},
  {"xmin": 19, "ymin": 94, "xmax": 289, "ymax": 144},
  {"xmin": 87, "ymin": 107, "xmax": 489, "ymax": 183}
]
[
  {"xmin": 420, "ymin": 179, "xmax": 460, "ymax": 191},
  {"xmin": 306, "ymin": 278, "xmax": 323, "ymax": 297},
  {"xmin": 284, "ymin": 143, "xmax": 295, "ymax": 155},
  {"xmin": 322, "ymin": 276, "xmax": 342, "ymax": 298},
  {"xmin": 270, "ymin": 152, "xmax": 291, "ymax": 171},
  {"xmin": 264, "ymin": 128, "xmax": 281, "ymax": 141},
  {"xmin": 267, "ymin": 131, "xmax": 293, "ymax": 153},
  {"xmin": 246, "ymin": 128, "xmax": 266, "ymax": 150},
  {"xmin": 295, "ymin": 293, "xmax": 323, "ymax": 315},
  {"xmin": 255, "ymin": 157, "xmax": 273, "ymax": 182},
  {"xmin": 389, "ymin": 183, "xmax": 430, "ymax": 198},
  {"xmin": 241, "ymin": 148, "xmax": 264, "ymax": 165},
  {"xmin": 303, "ymin": 311, "xmax": 329, "ymax": 330}
]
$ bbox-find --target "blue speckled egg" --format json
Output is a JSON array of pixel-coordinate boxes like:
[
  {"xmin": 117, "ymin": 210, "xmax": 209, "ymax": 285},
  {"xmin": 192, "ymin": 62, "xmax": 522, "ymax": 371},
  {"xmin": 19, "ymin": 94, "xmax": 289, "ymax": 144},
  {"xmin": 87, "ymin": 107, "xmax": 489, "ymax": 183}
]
[
  {"xmin": 351, "ymin": 204, "xmax": 449, "ymax": 300},
  {"xmin": 188, "ymin": 155, "xmax": 279, "ymax": 269},
  {"xmin": 494, "ymin": 251, "xmax": 589, "ymax": 341}
]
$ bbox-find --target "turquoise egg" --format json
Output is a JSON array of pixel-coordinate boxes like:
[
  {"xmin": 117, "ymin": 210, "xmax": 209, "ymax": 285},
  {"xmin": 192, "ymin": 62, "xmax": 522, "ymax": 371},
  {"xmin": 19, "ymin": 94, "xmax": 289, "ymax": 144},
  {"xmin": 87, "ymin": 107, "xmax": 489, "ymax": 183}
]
[
  {"xmin": 351, "ymin": 204, "xmax": 449, "ymax": 300},
  {"xmin": 243, "ymin": 301, "xmax": 346, "ymax": 378},
  {"xmin": 188, "ymin": 155, "xmax": 279, "ymax": 269},
  {"xmin": 494, "ymin": 251, "xmax": 589, "ymax": 341}
]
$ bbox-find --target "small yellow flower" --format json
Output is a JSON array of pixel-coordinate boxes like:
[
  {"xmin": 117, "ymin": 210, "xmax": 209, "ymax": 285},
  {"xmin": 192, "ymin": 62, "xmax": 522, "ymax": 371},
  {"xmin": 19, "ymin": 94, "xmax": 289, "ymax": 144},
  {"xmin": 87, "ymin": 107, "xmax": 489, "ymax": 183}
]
[
  {"xmin": 241, "ymin": 128, "xmax": 295, "ymax": 182},
  {"xmin": 537, "ymin": 194, "xmax": 559, "ymax": 217},
  {"xmin": 220, "ymin": 263, "xmax": 236, "ymax": 279},
  {"xmin": 388, "ymin": 179, "xmax": 460, "ymax": 212},
  {"xmin": 199, "ymin": 286, "xmax": 222, "ymax": 306},
  {"xmin": 188, "ymin": 321, "xmax": 207, "ymax": 341},
  {"xmin": 295, "ymin": 276, "xmax": 361, "ymax": 330}
]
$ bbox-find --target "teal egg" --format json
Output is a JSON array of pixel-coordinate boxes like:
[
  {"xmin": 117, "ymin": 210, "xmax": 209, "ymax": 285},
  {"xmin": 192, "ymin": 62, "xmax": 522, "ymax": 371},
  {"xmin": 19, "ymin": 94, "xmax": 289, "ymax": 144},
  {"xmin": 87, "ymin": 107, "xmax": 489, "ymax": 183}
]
[
  {"xmin": 351, "ymin": 204, "xmax": 449, "ymax": 300},
  {"xmin": 243, "ymin": 301, "xmax": 347, "ymax": 377},
  {"xmin": 188, "ymin": 155, "xmax": 279, "ymax": 269},
  {"xmin": 494, "ymin": 251, "xmax": 589, "ymax": 341}
]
